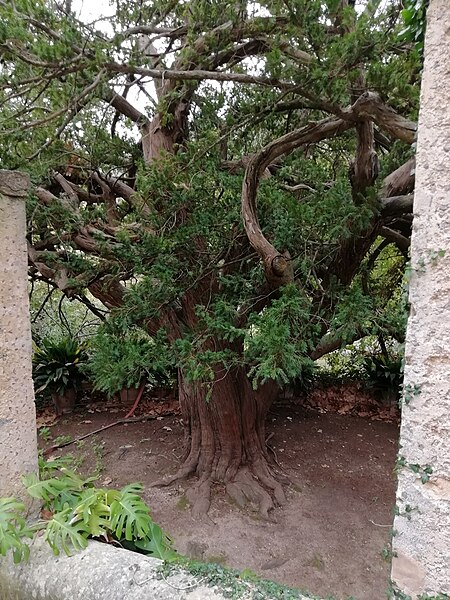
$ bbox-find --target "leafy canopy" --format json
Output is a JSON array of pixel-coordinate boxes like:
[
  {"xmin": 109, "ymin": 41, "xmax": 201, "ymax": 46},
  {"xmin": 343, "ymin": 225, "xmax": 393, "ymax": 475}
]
[{"xmin": 0, "ymin": 0, "xmax": 420, "ymax": 387}]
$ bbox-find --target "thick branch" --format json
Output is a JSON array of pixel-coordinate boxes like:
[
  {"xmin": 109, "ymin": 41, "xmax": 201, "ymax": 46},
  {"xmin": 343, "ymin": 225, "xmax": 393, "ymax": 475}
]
[
  {"xmin": 380, "ymin": 227, "xmax": 410, "ymax": 254},
  {"xmin": 106, "ymin": 62, "xmax": 300, "ymax": 92},
  {"xmin": 349, "ymin": 120, "xmax": 378, "ymax": 201},
  {"xmin": 241, "ymin": 93, "xmax": 416, "ymax": 288},
  {"xmin": 351, "ymin": 91, "xmax": 417, "ymax": 144},
  {"xmin": 380, "ymin": 194, "xmax": 414, "ymax": 217},
  {"xmin": 241, "ymin": 116, "xmax": 352, "ymax": 286},
  {"xmin": 381, "ymin": 157, "xmax": 415, "ymax": 197},
  {"xmin": 102, "ymin": 88, "xmax": 149, "ymax": 124},
  {"xmin": 88, "ymin": 276, "xmax": 125, "ymax": 309},
  {"xmin": 310, "ymin": 329, "xmax": 364, "ymax": 361}
]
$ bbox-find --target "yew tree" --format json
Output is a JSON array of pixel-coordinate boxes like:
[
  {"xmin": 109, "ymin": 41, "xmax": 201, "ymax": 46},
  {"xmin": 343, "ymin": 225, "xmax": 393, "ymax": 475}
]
[{"xmin": 0, "ymin": 0, "xmax": 419, "ymax": 517}]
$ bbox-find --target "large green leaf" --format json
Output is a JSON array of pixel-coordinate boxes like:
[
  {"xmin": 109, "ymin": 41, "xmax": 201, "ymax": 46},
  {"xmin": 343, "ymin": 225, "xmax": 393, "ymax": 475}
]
[
  {"xmin": 22, "ymin": 473, "xmax": 71, "ymax": 502},
  {"xmin": 110, "ymin": 486, "xmax": 152, "ymax": 541},
  {"xmin": 133, "ymin": 523, "xmax": 178, "ymax": 561},
  {"xmin": 44, "ymin": 508, "xmax": 89, "ymax": 556},
  {"xmin": 22, "ymin": 470, "xmax": 95, "ymax": 511},
  {"xmin": 72, "ymin": 489, "xmax": 110, "ymax": 537},
  {"xmin": 0, "ymin": 498, "xmax": 34, "ymax": 563}
]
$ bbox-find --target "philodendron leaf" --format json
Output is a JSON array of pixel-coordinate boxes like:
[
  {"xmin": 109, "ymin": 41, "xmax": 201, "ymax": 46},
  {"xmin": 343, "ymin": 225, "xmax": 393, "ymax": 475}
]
[
  {"xmin": 72, "ymin": 489, "xmax": 110, "ymax": 537},
  {"xmin": 0, "ymin": 498, "xmax": 35, "ymax": 563},
  {"xmin": 110, "ymin": 486, "xmax": 151, "ymax": 541},
  {"xmin": 44, "ymin": 508, "xmax": 89, "ymax": 556},
  {"xmin": 134, "ymin": 522, "xmax": 178, "ymax": 561}
]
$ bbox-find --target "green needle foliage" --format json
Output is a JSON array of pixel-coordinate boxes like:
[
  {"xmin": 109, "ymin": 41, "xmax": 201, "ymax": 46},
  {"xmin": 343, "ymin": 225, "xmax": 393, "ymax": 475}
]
[
  {"xmin": 0, "ymin": 0, "xmax": 418, "ymax": 390},
  {"xmin": 86, "ymin": 322, "xmax": 174, "ymax": 396},
  {"xmin": 1, "ymin": 0, "xmax": 420, "ymax": 486}
]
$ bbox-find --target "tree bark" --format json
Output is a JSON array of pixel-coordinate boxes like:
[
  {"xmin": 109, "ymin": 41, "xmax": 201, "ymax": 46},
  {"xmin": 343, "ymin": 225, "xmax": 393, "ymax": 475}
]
[{"xmin": 154, "ymin": 366, "xmax": 285, "ymax": 519}]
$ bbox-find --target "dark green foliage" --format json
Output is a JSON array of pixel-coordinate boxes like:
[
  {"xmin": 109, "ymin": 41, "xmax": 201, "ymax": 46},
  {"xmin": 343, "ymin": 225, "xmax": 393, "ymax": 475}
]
[
  {"xmin": 319, "ymin": 336, "xmax": 404, "ymax": 397},
  {"xmin": 86, "ymin": 321, "xmax": 174, "ymax": 396},
  {"xmin": 400, "ymin": 0, "xmax": 429, "ymax": 55},
  {"xmin": 362, "ymin": 353, "xmax": 403, "ymax": 394},
  {"xmin": 1, "ymin": 0, "xmax": 419, "ymax": 393},
  {"xmin": 246, "ymin": 285, "xmax": 319, "ymax": 387},
  {"xmin": 32, "ymin": 337, "xmax": 87, "ymax": 397}
]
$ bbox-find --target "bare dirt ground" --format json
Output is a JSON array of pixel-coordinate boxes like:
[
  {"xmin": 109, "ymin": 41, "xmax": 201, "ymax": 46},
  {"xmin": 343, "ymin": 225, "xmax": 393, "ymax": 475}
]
[{"xmin": 37, "ymin": 389, "xmax": 399, "ymax": 600}]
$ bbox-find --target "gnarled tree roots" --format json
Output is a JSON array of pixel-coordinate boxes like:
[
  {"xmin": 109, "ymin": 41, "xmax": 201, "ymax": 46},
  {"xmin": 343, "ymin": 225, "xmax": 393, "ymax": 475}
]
[{"xmin": 152, "ymin": 457, "xmax": 286, "ymax": 521}]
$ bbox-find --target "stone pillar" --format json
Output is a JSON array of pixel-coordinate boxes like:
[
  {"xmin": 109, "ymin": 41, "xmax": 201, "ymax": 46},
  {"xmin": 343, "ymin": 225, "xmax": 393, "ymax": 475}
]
[
  {"xmin": 0, "ymin": 170, "xmax": 38, "ymax": 505},
  {"xmin": 391, "ymin": 1, "xmax": 450, "ymax": 597}
]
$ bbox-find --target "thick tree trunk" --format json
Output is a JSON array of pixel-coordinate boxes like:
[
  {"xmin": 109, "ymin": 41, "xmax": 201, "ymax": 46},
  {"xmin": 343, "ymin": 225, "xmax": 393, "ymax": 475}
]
[{"xmin": 155, "ymin": 367, "xmax": 285, "ymax": 519}]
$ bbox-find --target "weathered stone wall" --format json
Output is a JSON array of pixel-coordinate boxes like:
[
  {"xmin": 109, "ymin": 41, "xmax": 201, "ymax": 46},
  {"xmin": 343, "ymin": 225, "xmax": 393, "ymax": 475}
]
[
  {"xmin": 0, "ymin": 537, "xmax": 316, "ymax": 600},
  {"xmin": 0, "ymin": 539, "xmax": 225, "ymax": 600},
  {"xmin": 0, "ymin": 170, "xmax": 38, "ymax": 504},
  {"xmin": 391, "ymin": 0, "xmax": 450, "ymax": 596}
]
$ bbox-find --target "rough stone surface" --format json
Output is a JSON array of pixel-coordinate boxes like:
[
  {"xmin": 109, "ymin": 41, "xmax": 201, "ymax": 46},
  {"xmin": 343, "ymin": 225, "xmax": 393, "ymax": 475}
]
[
  {"xmin": 0, "ymin": 538, "xmax": 313, "ymax": 600},
  {"xmin": 391, "ymin": 1, "xmax": 450, "ymax": 596},
  {"xmin": 0, "ymin": 170, "xmax": 38, "ymax": 505}
]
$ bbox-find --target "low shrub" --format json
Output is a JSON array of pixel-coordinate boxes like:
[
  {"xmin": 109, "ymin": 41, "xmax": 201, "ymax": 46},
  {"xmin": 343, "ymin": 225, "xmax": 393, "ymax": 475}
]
[
  {"xmin": 86, "ymin": 322, "xmax": 175, "ymax": 397},
  {"xmin": 0, "ymin": 456, "xmax": 177, "ymax": 563},
  {"xmin": 32, "ymin": 337, "xmax": 87, "ymax": 399}
]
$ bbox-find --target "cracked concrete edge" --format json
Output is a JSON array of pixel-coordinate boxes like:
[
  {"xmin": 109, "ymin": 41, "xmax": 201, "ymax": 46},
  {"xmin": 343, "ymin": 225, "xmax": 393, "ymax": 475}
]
[
  {"xmin": 0, "ymin": 538, "xmax": 232, "ymax": 600},
  {"xmin": 0, "ymin": 538, "xmax": 316, "ymax": 600}
]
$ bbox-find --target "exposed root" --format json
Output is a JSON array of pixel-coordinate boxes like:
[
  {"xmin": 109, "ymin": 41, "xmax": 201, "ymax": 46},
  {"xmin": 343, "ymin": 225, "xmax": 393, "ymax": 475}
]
[
  {"xmin": 226, "ymin": 467, "xmax": 275, "ymax": 521},
  {"xmin": 251, "ymin": 459, "xmax": 286, "ymax": 506},
  {"xmin": 150, "ymin": 460, "xmax": 197, "ymax": 487},
  {"xmin": 186, "ymin": 479, "xmax": 212, "ymax": 518},
  {"xmin": 152, "ymin": 450, "xmax": 287, "ymax": 521}
]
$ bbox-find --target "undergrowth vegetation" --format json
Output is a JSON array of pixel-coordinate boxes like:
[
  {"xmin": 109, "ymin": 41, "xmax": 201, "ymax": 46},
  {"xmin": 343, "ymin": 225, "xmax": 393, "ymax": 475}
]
[
  {"xmin": 318, "ymin": 336, "xmax": 403, "ymax": 392},
  {"xmin": 0, "ymin": 456, "xmax": 177, "ymax": 563}
]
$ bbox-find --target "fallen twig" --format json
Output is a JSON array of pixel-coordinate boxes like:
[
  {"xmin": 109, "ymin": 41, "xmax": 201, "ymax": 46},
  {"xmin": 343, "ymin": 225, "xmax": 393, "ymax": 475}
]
[
  {"xmin": 123, "ymin": 380, "xmax": 146, "ymax": 419},
  {"xmin": 369, "ymin": 519, "xmax": 391, "ymax": 528},
  {"xmin": 43, "ymin": 413, "xmax": 166, "ymax": 456}
]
